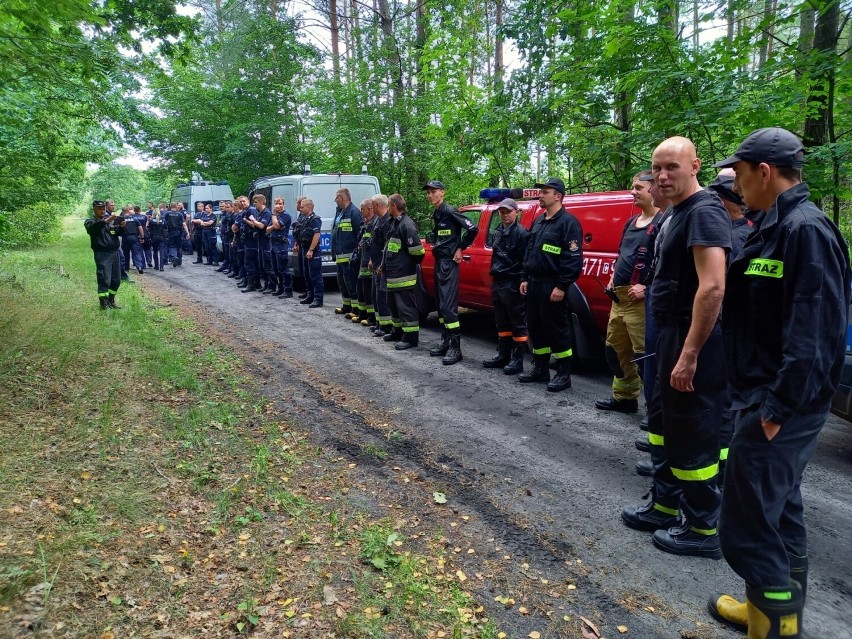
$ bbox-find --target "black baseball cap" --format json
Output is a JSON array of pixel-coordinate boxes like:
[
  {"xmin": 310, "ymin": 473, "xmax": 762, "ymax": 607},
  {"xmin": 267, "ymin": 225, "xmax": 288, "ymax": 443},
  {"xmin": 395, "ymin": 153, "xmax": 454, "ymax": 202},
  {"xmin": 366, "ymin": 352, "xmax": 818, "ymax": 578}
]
[
  {"xmin": 708, "ymin": 174, "xmax": 744, "ymax": 207},
  {"xmin": 92, "ymin": 200, "xmax": 106, "ymax": 208},
  {"xmin": 422, "ymin": 180, "xmax": 445, "ymax": 190},
  {"xmin": 713, "ymin": 127, "xmax": 804, "ymax": 168},
  {"xmin": 534, "ymin": 177, "xmax": 566, "ymax": 195},
  {"xmin": 496, "ymin": 198, "xmax": 518, "ymax": 211}
]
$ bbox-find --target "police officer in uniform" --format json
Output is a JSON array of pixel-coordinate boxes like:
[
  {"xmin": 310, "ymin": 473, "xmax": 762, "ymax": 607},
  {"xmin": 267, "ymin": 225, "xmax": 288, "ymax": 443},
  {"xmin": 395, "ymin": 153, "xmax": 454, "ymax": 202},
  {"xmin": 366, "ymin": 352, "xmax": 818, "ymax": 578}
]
[
  {"xmin": 191, "ymin": 201, "xmax": 205, "ymax": 263},
  {"xmin": 292, "ymin": 196, "xmax": 309, "ymax": 296},
  {"xmin": 424, "ymin": 180, "xmax": 478, "ymax": 365},
  {"xmin": 200, "ymin": 204, "xmax": 218, "ymax": 266},
  {"xmin": 706, "ymin": 128, "xmax": 851, "ymax": 639},
  {"xmin": 331, "ymin": 188, "xmax": 363, "ymax": 316},
  {"xmin": 216, "ymin": 201, "xmax": 233, "ymax": 273},
  {"xmin": 122, "ymin": 205, "xmax": 146, "ymax": 274},
  {"xmin": 518, "ymin": 177, "xmax": 582, "ymax": 392},
  {"xmin": 381, "ymin": 193, "xmax": 426, "ymax": 350},
  {"xmin": 369, "ymin": 194, "xmax": 393, "ymax": 337},
  {"xmin": 621, "ymin": 137, "xmax": 731, "ymax": 560},
  {"xmin": 231, "ymin": 197, "xmax": 247, "ymax": 281},
  {"xmin": 298, "ymin": 198, "xmax": 324, "ymax": 308},
  {"xmin": 148, "ymin": 207, "xmax": 167, "ymax": 271},
  {"xmin": 242, "ymin": 195, "xmax": 271, "ymax": 293},
  {"xmin": 84, "ymin": 200, "xmax": 125, "ymax": 309},
  {"xmin": 483, "ymin": 198, "xmax": 529, "ymax": 374},
  {"xmin": 268, "ymin": 196, "xmax": 293, "ymax": 297},
  {"xmin": 164, "ymin": 203, "xmax": 189, "ymax": 267}
]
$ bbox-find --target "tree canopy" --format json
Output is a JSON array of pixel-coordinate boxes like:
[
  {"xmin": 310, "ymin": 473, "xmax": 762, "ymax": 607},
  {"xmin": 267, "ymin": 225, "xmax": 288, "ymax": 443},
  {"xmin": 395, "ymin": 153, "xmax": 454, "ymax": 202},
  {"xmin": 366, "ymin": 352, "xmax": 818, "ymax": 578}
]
[{"xmin": 3, "ymin": 0, "xmax": 852, "ymax": 242}]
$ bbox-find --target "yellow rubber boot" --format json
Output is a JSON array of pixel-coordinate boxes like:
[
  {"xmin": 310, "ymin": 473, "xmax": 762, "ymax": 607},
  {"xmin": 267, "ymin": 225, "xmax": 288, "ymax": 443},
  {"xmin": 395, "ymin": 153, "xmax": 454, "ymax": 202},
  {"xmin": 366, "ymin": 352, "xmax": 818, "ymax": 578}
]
[
  {"xmin": 745, "ymin": 582, "xmax": 803, "ymax": 639},
  {"xmin": 708, "ymin": 593, "xmax": 748, "ymax": 633}
]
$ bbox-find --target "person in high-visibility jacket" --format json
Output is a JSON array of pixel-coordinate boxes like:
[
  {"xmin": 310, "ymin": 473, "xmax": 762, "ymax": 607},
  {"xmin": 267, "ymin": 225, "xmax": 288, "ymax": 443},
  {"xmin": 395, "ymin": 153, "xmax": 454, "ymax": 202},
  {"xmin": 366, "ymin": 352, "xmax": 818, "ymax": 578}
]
[
  {"xmin": 380, "ymin": 193, "xmax": 425, "ymax": 351},
  {"xmin": 331, "ymin": 188, "xmax": 363, "ymax": 317}
]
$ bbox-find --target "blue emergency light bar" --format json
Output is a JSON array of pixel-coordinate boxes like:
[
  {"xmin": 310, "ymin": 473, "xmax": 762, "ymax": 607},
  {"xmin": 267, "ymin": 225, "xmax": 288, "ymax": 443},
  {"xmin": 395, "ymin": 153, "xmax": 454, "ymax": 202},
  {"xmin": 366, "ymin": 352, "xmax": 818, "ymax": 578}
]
[{"xmin": 479, "ymin": 187, "xmax": 526, "ymax": 201}]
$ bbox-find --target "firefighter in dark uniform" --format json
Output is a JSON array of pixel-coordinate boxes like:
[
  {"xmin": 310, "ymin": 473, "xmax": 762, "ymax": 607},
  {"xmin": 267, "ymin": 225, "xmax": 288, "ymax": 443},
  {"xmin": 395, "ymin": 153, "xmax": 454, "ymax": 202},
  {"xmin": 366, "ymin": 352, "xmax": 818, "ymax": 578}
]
[
  {"xmin": 482, "ymin": 198, "xmax": 530, "ymax": 374},
  {"xmin": 620, "ymin": 137, "xmax": 731, "ymax": 560},
  {"xmin": 268, "ymin": 196, "xmax": 293, "ymax": 297},
  {"xmin": 84, "ymin": 200, "xmax": 125, "ymax": 309},
  {"xmin": 354, "ymin": 198, "xmax": 377, "ymax": 325},
  {"xmin": 369, "ymin": 194, "xmax": 394, "ymax": 337},
  {"xmin": 298, "ymin": 198, "xmax": 324, "ymax": 308},
  {"xmin": 424, "ymin": 180, "xmax": 478, "ymax": 365},
  {"xmin": 165, "ymin": 203, "xmax": 189, "ymax": 267},
  {"xmin": 518, "ymin": 177, "xmax": 582, "ymax": 392},
  {"xmin": 381, "ymin": 193, "xmax": 425, "ymax": 350},
  {"xmin": 706, "ymin": 128, "xmax": 851, "ymax": 638},
  {"xmin": 331, "ymin": 189, "xmax": 363, "ymax": 316}
]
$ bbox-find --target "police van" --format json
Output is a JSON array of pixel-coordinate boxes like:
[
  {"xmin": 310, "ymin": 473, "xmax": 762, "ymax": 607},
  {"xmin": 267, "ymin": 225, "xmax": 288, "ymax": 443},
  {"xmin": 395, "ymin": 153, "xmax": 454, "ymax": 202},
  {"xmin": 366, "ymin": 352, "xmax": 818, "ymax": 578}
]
[
  {"xmin": 248, "ymin": 168, "xmax": 381, "ymax": 277},
  {"xmin": 170, "ymin": 174, "xmax": 235, "ymax": 213}
]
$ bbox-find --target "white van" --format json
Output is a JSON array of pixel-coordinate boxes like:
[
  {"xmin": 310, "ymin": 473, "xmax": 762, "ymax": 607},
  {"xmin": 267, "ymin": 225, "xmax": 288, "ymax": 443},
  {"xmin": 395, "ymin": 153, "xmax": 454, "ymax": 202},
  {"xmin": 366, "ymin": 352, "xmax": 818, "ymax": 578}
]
[
  {"xmin": 248, "ymin": 170, "xmax": 381, "ymax": 277},
  {"xmin": 170, "ymin": 175, "xmax": 235, "ymax": 214}
]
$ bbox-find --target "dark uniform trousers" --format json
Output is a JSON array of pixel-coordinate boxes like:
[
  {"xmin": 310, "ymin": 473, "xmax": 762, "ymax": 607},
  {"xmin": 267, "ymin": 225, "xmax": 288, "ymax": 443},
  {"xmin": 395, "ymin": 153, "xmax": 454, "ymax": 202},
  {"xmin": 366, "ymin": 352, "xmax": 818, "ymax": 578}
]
[
  {"xmin": 166, "ymin": 230, "xmax": 183, "ymax": 265},
  {"xmin": 151, "ymin": 238, "xmax": 166, "ymax": 269},
  {"xmin": 434, "ymin": 258, "xmax": 460, "ymax": 331},
  {"xmin": 123, "ymin": 234, "xmax": 145, "ymax": 271},
  {"xmin": 263, "ymin": 240, "xmax": 275, "ymax": 284},
  {"xmin": 492, "ymin": 277, "xmax": 527, "ymax": 341},
  {"xmin": 202, "ymin": 228, "xmax": 218, "ymax": 264},
  {"xmin": 336, "ymin": 262, "xmax": 358, "ymax": 310},
  {"xmin": 94, "ymin": 250, "xmax": 121, "ymax": 297},
  {"xmin": 388, "ymin": 286, "xmax": 419, "ymax": 336},
  {"xmin": 271, "ymin": 241, "xmax": 293, "ymax": 293},
  {"xmin": 234, "ymin": 239, "xmax": 245, "ymax": 276},
  {"xmin": 373, "ymin": 273, "xmax": 392, "ymax": 328},
  {"xmin": 244, "ymin": 239, "xmax": 261, "ymax": 280},
  {"xmin": 191, "ymin": 226, "xmax": 203, "ymax": 258},
  {"xmin": 220, "ymin": 239, "xmax": 231, "ymax": 270},
  {"xmin": 357, "ymin": 271, "xmax": 374, "ymax": 318},
  {"xmin": 306, "ymin": 254, "xmax": 324, "ymax": 301},
  {"xmin": 720, "ymin": 404, "xmax": 823, "ymax": 588},
  {"xmin": 526, "ymin": 279, "xmax": 573, "ymax": 359},
  {"xmin": 648, "ymin": 319, "xmax": 724, "ymax": 534}
]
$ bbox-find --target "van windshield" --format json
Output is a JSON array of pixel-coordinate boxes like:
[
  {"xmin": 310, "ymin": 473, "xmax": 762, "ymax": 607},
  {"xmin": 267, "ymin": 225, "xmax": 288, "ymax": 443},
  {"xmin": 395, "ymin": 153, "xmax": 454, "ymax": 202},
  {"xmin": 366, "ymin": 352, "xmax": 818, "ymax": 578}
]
[{"xmin": 303, "ymin": 183, "xmax": 378, "ymax": 223}]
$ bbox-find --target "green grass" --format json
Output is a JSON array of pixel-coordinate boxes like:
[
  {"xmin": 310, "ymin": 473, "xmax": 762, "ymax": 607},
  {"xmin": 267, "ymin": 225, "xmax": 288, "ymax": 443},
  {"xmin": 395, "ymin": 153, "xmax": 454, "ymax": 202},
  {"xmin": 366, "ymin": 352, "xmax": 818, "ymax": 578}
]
[{"xmin": 0, "ymin": 219, "xmax": 502, "ymax": 638}]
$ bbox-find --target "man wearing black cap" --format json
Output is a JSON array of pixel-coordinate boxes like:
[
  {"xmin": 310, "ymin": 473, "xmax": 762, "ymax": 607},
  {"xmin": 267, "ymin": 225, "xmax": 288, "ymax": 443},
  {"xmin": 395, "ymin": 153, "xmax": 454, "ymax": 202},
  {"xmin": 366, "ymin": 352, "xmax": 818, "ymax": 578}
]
[
  {"xmin": 706, "ymin": 127, "xmax": 851, "ymax": 639},
  {"xmin": 424, "ymin": 180, "xmax": 478, "ymax": 365},
  {"xmin": 518, "ymin": 177, "xmax": 582, "ymax": 391},
  {"xmin": 84, "ymin": 200, "xmax": 125, "ymax": 309},
  {"xmin": 708, "ymin": 168, "xmax": 752, "ymax": 259},
  {"xmin": 483, "ymin": 198, "xmax": 530, "ymax": 373},
  {"xmin": 620, "ymin": 137, "xmax": 731, "ymax": 560}
]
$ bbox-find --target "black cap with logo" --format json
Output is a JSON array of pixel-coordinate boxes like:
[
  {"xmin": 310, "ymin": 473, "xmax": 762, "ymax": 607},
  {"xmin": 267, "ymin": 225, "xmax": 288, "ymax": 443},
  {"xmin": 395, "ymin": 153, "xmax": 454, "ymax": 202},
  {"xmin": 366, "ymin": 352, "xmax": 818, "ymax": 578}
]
[
  {"xmin": 534, "ymin": 177, "xmax": 566, "ymax": 195},
  {"xmin": 92, "ymin": 200, "xmax": 106, "ymax": 208},
  {"xmin": 422, "ymin": 180, "xmax": 446, "ymax": 190},
  {"xmin": 713, "ymin": 127, "xmax": 804, "ymax": 169},
  {"xmin": 708, "ymin": 174, "xmax": 744, "ymax": 207}
]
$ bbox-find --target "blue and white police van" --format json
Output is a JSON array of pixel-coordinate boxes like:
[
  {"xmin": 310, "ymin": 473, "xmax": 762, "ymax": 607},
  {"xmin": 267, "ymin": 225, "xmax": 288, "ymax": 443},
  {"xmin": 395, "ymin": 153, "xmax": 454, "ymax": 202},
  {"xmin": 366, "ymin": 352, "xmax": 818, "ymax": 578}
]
[{"xmin": 248, "ymin": 168, "xmax": 381, "ymax": 278}]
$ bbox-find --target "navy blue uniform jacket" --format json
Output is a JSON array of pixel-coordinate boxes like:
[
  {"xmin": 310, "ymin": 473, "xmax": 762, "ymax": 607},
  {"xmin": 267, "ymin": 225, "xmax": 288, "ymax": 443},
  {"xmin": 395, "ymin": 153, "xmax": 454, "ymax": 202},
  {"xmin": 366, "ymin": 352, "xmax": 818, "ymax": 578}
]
[{"xmin": 724, "ymin": 182, "xmax": 852, "ymax": 425}]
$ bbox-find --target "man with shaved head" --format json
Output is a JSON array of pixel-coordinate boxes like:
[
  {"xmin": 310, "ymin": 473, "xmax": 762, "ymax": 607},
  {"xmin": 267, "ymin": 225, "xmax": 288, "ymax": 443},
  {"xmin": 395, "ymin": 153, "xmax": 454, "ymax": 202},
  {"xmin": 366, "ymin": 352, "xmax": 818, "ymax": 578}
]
[{"xmin": 621, "ymin": 137, "xmax": 732, "ymax": 560}]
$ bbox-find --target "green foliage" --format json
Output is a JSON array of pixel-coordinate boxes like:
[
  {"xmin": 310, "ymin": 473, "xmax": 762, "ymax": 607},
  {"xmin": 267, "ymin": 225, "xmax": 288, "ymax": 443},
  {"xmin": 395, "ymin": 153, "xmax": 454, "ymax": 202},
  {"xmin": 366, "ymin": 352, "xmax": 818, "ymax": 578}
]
[{"xmin": 0, "ymin": 202, "xmax": 65, "ymax": 250}]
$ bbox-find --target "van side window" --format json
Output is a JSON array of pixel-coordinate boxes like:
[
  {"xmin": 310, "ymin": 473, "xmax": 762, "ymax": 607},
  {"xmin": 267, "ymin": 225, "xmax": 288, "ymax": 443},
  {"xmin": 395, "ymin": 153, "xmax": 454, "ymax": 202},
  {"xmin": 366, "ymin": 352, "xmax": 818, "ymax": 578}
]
[{"xmin": 485, "ymin": 210, "xmax": 502, "ymax": 248}]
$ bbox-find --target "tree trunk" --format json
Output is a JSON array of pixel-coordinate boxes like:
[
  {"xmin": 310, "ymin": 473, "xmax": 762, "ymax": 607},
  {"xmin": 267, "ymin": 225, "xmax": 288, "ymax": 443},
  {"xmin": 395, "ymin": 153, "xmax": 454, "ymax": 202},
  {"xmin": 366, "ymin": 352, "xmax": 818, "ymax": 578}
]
[
  {"xmin": 693, "ymin": 0, "xmax": 699, "ymax": 49},
  {"xmin": 329, "ymin": 0, "xmax": 341, "ymax": 82},
  {"xmin": 495, "ymin": 0, "xmax": 504, "ymax": 85},
  {"xmin": 759, "ymin": 0, "xmax": 772, "ymax": 66},
  {"xmin": 798, "ymin": 2, "xmax": 815, "ymax": 81},
  {"xmin": 614, "ymin": 1, "xmax": 635, "ymax": 186},
  {"xmin": 658, "ymin": 0, "xmax": 677, "ymax": 36},
  {"xmin": 726, "ymin": 0, "xmax": 735, "ymax": 42},
  {"xmin": 214, "ymin": 0, "xmax": 225, "ymax": 40}
]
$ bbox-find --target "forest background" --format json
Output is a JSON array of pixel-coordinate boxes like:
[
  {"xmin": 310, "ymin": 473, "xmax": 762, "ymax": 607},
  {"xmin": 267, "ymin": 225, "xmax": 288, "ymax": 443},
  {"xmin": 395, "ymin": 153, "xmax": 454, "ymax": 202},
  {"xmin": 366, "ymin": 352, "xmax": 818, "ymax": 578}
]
[{"xmin": 1, "ymin": 0, "xmax": 851, "ymax": 247}]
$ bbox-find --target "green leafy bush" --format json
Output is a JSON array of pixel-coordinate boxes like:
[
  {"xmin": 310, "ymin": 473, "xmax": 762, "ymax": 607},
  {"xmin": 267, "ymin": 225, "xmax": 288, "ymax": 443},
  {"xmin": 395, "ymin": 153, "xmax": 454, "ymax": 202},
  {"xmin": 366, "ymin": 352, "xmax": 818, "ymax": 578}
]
[{"xmin": 0, "ymin": 202, "xmax": 64, "ymax": 250}]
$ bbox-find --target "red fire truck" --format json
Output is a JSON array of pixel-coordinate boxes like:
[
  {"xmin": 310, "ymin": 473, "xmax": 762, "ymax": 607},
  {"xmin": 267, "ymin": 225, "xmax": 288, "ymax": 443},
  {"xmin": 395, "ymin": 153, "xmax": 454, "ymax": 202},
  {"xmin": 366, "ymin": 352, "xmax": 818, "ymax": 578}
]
[{"xmin": 420, "ymin": 188, "xmax": 640, "ymax": 360}]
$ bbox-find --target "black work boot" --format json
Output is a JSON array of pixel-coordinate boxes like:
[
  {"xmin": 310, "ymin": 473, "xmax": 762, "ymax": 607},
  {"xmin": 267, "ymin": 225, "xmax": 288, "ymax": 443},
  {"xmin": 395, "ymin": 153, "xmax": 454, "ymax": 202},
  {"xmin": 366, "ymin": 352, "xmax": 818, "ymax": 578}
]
[
  {"xmin": 594, "ymin": 397, "xmax": 639, "ymax": 413},
  {"xmin": 395, "ymin": 332, "xmax": 419, "ymax": 350},
  {"xmin": 236, "ymin": 278, "xmax": 247, "ymax": 288},
  {"xmin": 745, "ymin": 582, "xmax": 803, "ymax": 638},
  {"xmin": 430, "ymin": 328, "xmax": 450, "ymax": 357},
  {"xmin": 621, "ymin": 501, "xmax": 679, "ymax": 532},
  {"xmin": 241, "ymin": 281, "xmax": 258, "ymax": 293},
  {"xmin": 635, "ymin": 437, "xmax": 650, "ymax": 452},
  {"xmin": 384, "ymin": 327, "xmax": 403, "ymax": 342},
  {"xmin": 107, "ymin": 294, "xmax": 121, "ymax": 309},
  {"xmin": 518, "ymin": 354, "xmax": 550, "ymax": 383},
  {"xmin": 99, "ymin": 297, "xmax": 110, "ymax": 310},
  {"xmin": 546, "ymin": 358, "xmax": 572, "ymax": 392},
  {"xmin": 442, "ymin": 334, "xmax": 463, "ymax": 365},
  {"xmin": 652, "ymin": 523, "xmax": 721, "ymax": 559},
  {"xmin": 503, "ymin": 343, "xmax": 526, "ymax": 375},
  {"xmin": 482, "ymin": 337, "xmax": 512, "ymax": 368},
  {"xmin": 635, "ymin": 459, "xmax": 653, "ymax": 476}
]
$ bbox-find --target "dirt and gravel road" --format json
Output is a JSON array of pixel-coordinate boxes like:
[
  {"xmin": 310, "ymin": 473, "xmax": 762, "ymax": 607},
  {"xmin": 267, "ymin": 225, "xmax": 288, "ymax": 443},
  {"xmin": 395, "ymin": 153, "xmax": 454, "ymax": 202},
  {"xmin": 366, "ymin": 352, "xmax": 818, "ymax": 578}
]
[{"xmin": 141, "ymin": 262, "xmax": 852, "ymax": 639}]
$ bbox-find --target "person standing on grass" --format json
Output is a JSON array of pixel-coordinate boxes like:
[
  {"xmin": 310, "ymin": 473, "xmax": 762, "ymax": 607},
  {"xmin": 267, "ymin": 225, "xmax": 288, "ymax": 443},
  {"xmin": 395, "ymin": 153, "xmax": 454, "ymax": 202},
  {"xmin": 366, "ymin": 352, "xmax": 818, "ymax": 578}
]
[{"xmin": 84, "ymin": 200, "xmax": 125, "ymax": 309}]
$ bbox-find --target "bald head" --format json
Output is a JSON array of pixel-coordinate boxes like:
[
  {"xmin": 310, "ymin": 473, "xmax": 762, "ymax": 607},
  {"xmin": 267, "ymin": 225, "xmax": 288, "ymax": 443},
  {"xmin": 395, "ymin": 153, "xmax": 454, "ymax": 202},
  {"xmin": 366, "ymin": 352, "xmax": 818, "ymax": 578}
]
[{"xmin": 652, "ymin": 136, "xmax": 702, "ymax": 205}]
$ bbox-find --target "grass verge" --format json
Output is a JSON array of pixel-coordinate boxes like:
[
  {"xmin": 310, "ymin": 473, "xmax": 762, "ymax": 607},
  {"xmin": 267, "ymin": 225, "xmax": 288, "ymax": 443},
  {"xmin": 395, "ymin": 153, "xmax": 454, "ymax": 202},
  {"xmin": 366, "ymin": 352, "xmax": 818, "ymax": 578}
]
[{"xmin": 0, "ymin": 219, "xmax": 501, "ymax": 638}]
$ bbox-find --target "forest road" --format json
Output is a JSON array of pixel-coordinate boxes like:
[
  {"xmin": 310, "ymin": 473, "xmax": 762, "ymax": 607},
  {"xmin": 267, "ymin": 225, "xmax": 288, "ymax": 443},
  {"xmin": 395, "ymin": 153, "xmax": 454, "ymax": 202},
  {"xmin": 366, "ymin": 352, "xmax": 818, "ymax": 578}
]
[{"xmin": 144, "ymin": 262, "xmax": 852, "ymax": 639}]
